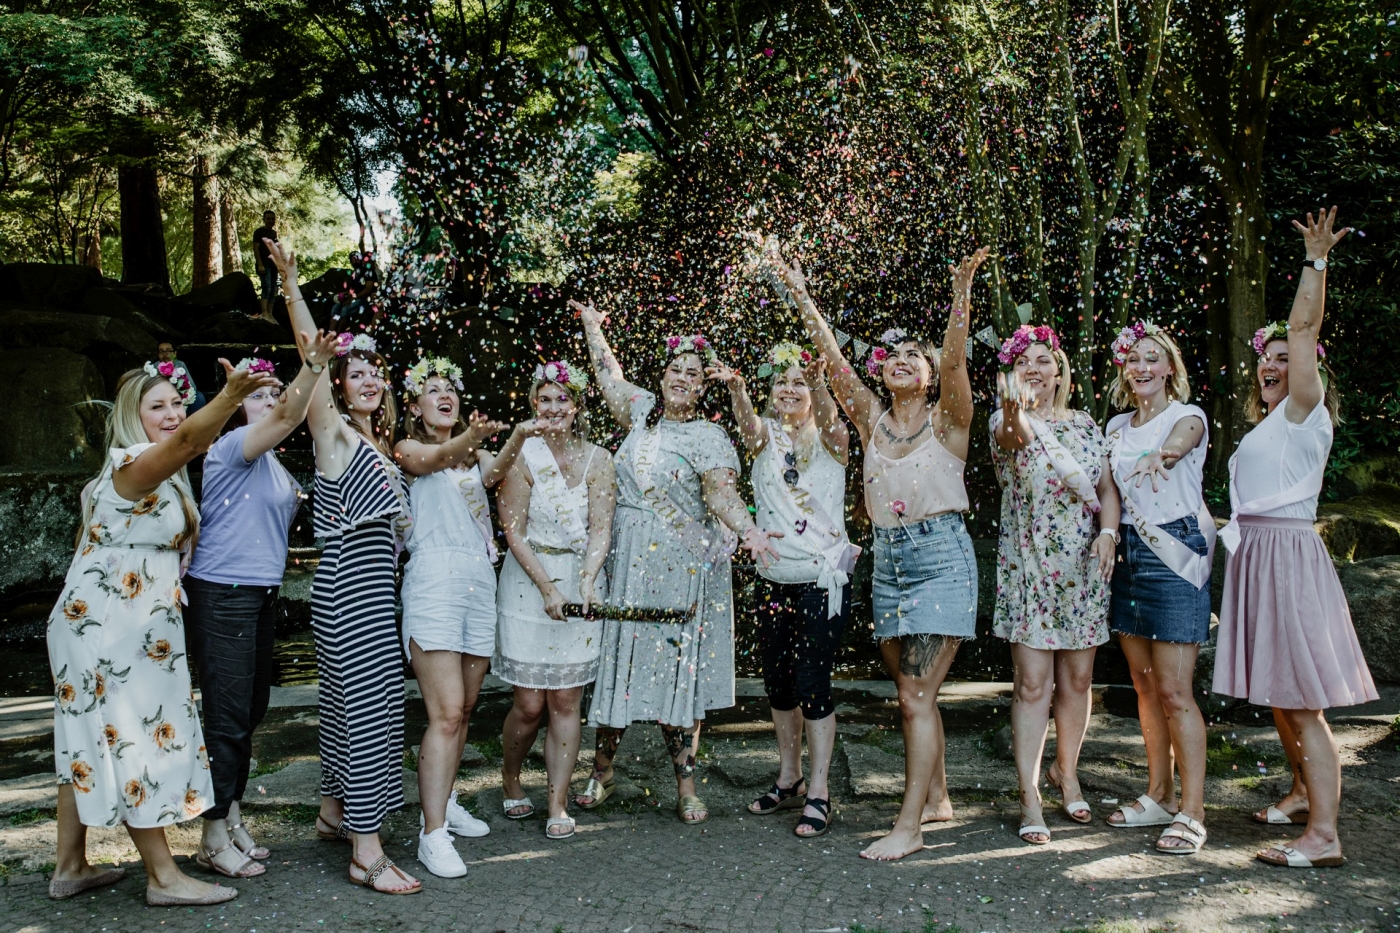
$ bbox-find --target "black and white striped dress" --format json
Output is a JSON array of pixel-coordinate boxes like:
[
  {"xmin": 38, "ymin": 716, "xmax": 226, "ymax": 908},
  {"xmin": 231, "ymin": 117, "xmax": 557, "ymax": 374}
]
[{"xmin": 311, "ymin": 439, "xmax": 412, "ymax": 833}]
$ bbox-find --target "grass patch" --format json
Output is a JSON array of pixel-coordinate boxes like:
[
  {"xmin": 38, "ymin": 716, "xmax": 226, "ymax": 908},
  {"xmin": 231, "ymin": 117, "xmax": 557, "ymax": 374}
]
[
  {"xmin": 274, "ymin": 803, "xmax": 321, "ymax": 823},
  {"xmin": 1206, "ymin": 732, "xmax": 1286, "ymax": 777},
  {"xmin": 9, "ymin": 807, "xmax": 56, "ymax": 826},
  {"xmin": 249, "ymin": 759, "xmax": 285, "ymax": 778},
  {"xmin": 403, "ymin": 748, "xmax": 418, "ymax": 771},
  {"xmin": 472, "ymin": 735, "xmax": 504, "ymax": 763}
]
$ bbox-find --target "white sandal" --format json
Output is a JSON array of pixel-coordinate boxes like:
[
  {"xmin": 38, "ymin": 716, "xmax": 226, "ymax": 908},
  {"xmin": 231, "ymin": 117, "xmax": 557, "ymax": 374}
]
[
  {"xmin": 502, "ymin": 796, "xmax": 535, "ymax": 820},
  {"xmin": 1018, "ymin": 823, "xmax": 1051, "ymax": 845},
  {"xmin": 1109, "ymin": 794, "xmax": 1175, "ymax": 827},
  {"xmin": 545, "ymin": 815, "xmax": 576, "ymax": 840},
  {"xmin": 1156, "ymin": 813, "xmax": 1207, "ymax": 855}
]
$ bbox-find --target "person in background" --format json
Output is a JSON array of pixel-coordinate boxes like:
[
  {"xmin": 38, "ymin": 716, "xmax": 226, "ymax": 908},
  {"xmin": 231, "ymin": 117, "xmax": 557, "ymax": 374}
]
[{"xmin": 251, "ymin": 212, "xmax": 279, "ymax": 322}]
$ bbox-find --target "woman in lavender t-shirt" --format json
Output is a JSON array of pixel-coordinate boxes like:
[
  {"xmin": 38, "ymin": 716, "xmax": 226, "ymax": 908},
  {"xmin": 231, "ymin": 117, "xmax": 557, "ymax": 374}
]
[{"xmin": 183, "ymin": 331, "xmax": 339, "ymax": 879}]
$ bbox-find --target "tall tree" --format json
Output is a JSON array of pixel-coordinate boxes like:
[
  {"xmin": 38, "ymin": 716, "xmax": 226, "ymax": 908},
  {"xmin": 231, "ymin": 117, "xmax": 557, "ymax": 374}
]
[{"xmin": 191, "ymin": 150, "xmax": 221, "ymax": 287}]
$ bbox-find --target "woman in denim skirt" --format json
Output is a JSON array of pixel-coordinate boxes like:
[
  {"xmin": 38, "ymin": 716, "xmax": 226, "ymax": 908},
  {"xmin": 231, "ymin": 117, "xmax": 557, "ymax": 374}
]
[
  {"xmin": 772, "ymin": 244, "xmax": 990, "ymax": 861},
  {"xmin": 1102, "ymin": 322, "xmax": 1213, "ymax": 855}
]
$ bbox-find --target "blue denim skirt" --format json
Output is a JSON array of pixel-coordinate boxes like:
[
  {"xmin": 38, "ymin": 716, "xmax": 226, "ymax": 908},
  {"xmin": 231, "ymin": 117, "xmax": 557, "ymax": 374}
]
[
  {"xmin": 871, "ymin": 513, "xmax": 978, "ymax": 640},
  {"xmin": 1109, "ymin": 516, "xmax": 1212, "ymax": 644}
]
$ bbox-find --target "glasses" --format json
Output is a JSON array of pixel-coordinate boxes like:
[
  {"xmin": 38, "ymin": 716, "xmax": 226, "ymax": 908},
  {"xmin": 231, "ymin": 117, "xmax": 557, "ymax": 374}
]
[
  {"xmin": 783, "ymin": 451, "xmax": 800, "ymax": 488},
  {"xmin": 248, "ymin": 389, "xmax": 283, "ymax": 402}
]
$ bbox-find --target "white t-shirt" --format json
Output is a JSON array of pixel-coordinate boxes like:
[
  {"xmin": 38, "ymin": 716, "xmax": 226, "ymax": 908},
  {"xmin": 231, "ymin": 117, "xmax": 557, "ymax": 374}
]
[
  {"xmin": 754, "ymin": 425, "xmax": 849, "ymax": 585},
  {"xmin": 1106, "ymin": 401, "xmax": 1208, "ymax": 526},
  {"xmin": 1233, "ymin": 397, "xmax": 1332, "ymax": 521}
]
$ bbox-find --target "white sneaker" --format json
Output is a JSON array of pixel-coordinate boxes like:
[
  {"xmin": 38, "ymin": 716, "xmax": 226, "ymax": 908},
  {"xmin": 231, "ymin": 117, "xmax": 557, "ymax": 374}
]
[
  {"xmin": 445, "ymin": 792, "xmax": 491, "ymax": 838},
  {"xmin": 416, "ymin": 827, "xmax": 467, "ymax": 878}
]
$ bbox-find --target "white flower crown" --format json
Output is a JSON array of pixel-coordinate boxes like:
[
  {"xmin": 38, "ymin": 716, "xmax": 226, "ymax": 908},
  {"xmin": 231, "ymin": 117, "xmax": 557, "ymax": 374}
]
[
  {"xmin": 143, "ymin": 361, "xmax": 197, "ymax": 406},
  {"xmin": 533, "ymin": 360, "xmax": 587, "ymax": 391},
  {"xmin": 403, "ymin": 356, "xmax": 464, "ymax": 396}
]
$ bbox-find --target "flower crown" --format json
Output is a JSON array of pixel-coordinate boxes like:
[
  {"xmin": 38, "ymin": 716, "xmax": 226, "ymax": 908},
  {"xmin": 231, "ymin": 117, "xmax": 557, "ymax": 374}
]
[
  {"xmin": 235, "ymin": 357, "xmax": 277, "ymax": 376},
  {"xmin": 1253, "ymin": 322, "xmax": 1325, "ymax": 359},
  {"xmin": 533, "ymin": 359, "xmax": 587, "ymax": 391},
  {"xmin": 335, "ymin": 332, "xmax": 378, "ymax": 357},
  {"xmin": 1110, "ymin": 320, "xmax": 1169, "ymax": 366},
  {"xmin": 403, "ymin": 356, "xmax": 464, "ymax": 397},
  {"xmin": 757, "ymin": 341, "xmax": 814, "ymax": 378},
  {"xmin": 997, "ymin": 324, "xmax": 1060, "ymax": 366},
  {"xmin": 144, "ymin": 361, "xmax": 197, "ymax": 406},
  {"xmin": 865, "ymin": 328, "xmax": 910, "ymax": 376},
  {"xmin": 663, "ymin": 334, "xmax": 715, "ymax": 361}
]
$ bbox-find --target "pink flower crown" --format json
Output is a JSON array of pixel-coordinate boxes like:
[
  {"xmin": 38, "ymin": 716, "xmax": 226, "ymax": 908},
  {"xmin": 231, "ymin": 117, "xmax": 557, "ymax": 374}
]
[
  {"xmin": 1253, "ymin": 322, "xmax": 1325, "ymax": 359},
  {"xmin": 866, "ymin": 328, "xmax": 909, "ymax": 376},
  {"xmin": 235, "ymin": 357, "xmax": 277, "ymax": 376},
  {"xmin": 1110, "ymin": 320, "xmax": 1169, "ymax": 366},
  {"xmin": 335, "ymin": 332, "xmax": 378, "ymax": 357},
  {"xmin": 533, "ymin": 359, "xmax": 587, "ymax": 391},
  {"xmin": 144, "ymin": 361, "xmax": 197, "ymax": 406},
  {"xmin": 997, "ymin": 325, "xmax": 1060, "ymax": 366},
  {"xmin": 663, "ymin": 334, "xmax": 715, "ymax": 361}
]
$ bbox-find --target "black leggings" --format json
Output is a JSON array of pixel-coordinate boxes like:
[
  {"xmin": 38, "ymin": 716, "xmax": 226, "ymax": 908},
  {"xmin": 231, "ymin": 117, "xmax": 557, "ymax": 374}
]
[{"xmin": 756, "ymin": 579, "xmax": 850, "ymax": 721}]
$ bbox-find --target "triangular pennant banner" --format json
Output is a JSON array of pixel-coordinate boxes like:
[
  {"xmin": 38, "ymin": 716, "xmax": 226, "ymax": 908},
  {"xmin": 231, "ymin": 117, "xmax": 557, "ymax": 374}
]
[
  {"xmin": 852, "ymin": 338, "xmax": 870, "ymax": 359},
  {"xmin": 975, "ymin": 325, "xmax": 1001, "ymax": 350},
  {"xmin": 833, "ymin": 328, "xmax": 852, "ymax": 349},
  {"xmin": 1015, "ymin": 302, "xmax": 1033, "ymax": 325}
]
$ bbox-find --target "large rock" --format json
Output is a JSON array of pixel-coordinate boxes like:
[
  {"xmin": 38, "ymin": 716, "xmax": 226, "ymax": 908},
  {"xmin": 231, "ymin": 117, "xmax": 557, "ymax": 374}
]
[
  {"xmin": 1317, "ymin": 484, "xmax": 1400, "ymax": 560},
  {"xmin": 0, "ymin": 306, "xmax": 157, "ymax": 359},
  {"xmin": 187, "ymin": 310, "xmax": 291, "ymax": 344},
  {"xmin": 0, "ymin": 262, "xmax": 102, "ymax": 311},
  {"xmin": 0, "ymin": 471, "xmax": 89, "ymax": 602},
  {"xmin": 173, "ymin": 271, "xmax": 260, "ymax": 319},
  {"xmin": 81, "ymin": 287, "xmax": 181, "ymax": 339},
  {"xmin": 1335, "ymin": 555, "xmax": 1400, "ymax": 683},
  {"xmin": 0, "ymin": 349, "xmax": 105, "ymax": 472}
]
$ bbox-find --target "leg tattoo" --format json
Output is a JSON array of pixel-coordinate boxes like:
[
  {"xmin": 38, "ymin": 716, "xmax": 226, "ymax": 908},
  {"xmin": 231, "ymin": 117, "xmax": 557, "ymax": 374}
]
[
  {"xmin": 594, "ymin": 726, "xmax": 623, "ymax": 773},
  {"xmin": 899, "ymin": 634, "xmax": 949, "ymax": 678},
  {"xmin": 660, "ymin": 724, "xmax": 697, "ymax": 780}
]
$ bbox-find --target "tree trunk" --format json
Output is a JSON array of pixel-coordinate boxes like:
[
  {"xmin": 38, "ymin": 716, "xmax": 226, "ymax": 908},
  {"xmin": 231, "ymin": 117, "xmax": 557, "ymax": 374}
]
[
  {"xmin": 1222, "ymin": 192, "xmax": 1269, "ymax": 450},
  {"xmin": 219, "ymin": 183, "xmax": 242, "ymax": 275},
  {"xmin": 192, "ymin": 153, "xmax": 220, "ymax": 289},
  {"xmin": 78, "ymin": 232, "xmax": 101, "ymax": 273},
  {"xmin": 118, "ymin": 162, "xmax": 170, "ymax": 291}
]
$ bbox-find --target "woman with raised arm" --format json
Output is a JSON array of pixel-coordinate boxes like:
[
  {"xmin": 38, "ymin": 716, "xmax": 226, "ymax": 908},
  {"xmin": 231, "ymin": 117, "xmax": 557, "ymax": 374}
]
[
  {"xmin": 268, "ymin": 239, "xmax": 420, "ymax": 895},
  {"xmin": 185, "ymin": 331, "xmax": 340, "ymax": 881},
  {"xmin": 46, "ymin": 356, "xmax": 277, "ymax": 906},
  {"xmin": 1101, "ymin": 323, "xmax": 1213, "ymax": 855},
  {"xmin": 573, "ymin": 300, "xmax": 782, "ymax": 825},
  {"xmin": 393, "ymin": 357, "xmax": 535, "ymax": 878},
  {"xmin": 1213, "ymin": 208, "xmax": 1376, "ymax": 870},
  {"xmin": 772, "ymin": 245, "xmax": 990, "ymax": 861},
  {"xmin": 990, "ymin": 327, "xmax": 1120, "ymax": 846},
  {"xmin": 709, "ymin": 343, "xmax": 856, "ymax": 839},
  {"xmin": 495, "ymin": 360, "xmax": 616, "ymax": 841}
]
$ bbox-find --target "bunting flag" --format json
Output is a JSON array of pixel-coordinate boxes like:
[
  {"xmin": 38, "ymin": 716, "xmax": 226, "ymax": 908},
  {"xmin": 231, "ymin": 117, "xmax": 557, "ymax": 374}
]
[
  {"xmin": 966, "ymin": 337, "xmax": 976, "ymax": 357},
  {"xmin": 833, "ymin": 328, "xmax": 852, "ymax": 349},
  {"xmin": 852, "ymin": 337, "xmax": 870, "ymax": 359},
  {"xmin": 1015, "ymin": 302, "xmax": 1033, "ymax": 325},
  {"xmin": 975, "ymin": 325, "xmax": 1001, "ymax": 350}
]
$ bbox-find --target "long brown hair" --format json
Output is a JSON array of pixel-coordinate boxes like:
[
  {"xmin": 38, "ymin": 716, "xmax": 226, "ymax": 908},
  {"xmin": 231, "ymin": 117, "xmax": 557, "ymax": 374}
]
[
  {"xmin": 1244, "ymin": 347, "xmax": 1342, "ymax": 426},
  {"xmin": 403, "ymin": 381, "xmax": 467, "ymax": 444},
  {"xmin": 643, "ymin": 351, "xmax": 715, "ymax": 430},
  {"xmin": 331, "ymin": 349, "xmax": 398, "ymax": 454}
]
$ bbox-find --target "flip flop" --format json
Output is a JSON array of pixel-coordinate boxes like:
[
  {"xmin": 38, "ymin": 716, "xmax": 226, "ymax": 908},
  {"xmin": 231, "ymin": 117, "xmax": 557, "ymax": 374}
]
[
  {"xmin": 1253, "ymin": 805, "xmax": 1310, "ymax": 825},
  {"xmin": 1108, "ymin": 794, "xmax": 1176, "ymax": 827},
  {"xmin": 1255, "ymin": 845, "xmax": 1345, "ymax": 869},
  {"xmin": 349, "ymin": 855, "xmax": 422, "ymax": 895}
]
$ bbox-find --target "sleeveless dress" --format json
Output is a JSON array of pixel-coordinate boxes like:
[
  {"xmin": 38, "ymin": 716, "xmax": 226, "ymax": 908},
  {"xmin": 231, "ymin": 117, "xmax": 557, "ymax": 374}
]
[
  {"xmin": 310, "ymin": 439, "xmax": 412, "ymax": 833},
  {"xmin": 46, "ymin": 443, "xmax": 214, "ymax": 828},
  {"xmin": 588, "ymin": 391, "xmax": 740, "ymax": 728},
  {"xmin": 494, "ymin": 437, "xmax": 607, "ymax": 689},
  {"xmin": 990, "ymin": 410, "xmax": 1110, "ymax": 650},
  {"xmin": 401, "ymin": 463, "xmax": 499, "ymax": 658}
]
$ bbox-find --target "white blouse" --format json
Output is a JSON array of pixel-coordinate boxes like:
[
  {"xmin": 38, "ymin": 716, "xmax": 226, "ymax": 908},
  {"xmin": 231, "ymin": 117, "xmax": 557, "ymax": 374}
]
[
  {"xmin": 1233, "ymin": 397, "xmax": 1332, "ymax": 521},
  {"xmin": 1107, "ymin": 401, "xmax": 1209, "ymax": 526}
]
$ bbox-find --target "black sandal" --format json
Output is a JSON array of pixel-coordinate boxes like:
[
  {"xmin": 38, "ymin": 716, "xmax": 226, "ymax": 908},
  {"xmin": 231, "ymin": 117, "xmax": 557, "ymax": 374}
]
[
  {"xmin": 748, "ymin": 776, "xmax": 807, "ymax": 814},
  {"xmin": 795, "ymin": 798, "xmax": 831, "ymax": 838}
]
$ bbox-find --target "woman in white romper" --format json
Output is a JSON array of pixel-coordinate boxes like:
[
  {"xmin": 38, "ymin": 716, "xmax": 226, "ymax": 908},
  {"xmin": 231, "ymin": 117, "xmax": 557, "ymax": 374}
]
[
  {"xmin": 495, "ymin": 361, "xmax": 616, "ymax": 839},
  {"xmin": 393, "ymin": 357, "xmax": 538, "ymax": 877}
]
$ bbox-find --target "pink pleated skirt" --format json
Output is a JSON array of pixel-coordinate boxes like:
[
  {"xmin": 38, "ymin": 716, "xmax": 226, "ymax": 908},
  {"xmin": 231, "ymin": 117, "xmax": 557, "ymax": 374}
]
[{"xmin": 1213, "ymin": 516, "xmax": 1378, "ymax": 710}]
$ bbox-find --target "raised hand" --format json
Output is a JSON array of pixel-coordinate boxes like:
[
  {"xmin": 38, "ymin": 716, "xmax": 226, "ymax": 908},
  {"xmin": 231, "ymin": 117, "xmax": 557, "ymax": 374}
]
[
  {"xmin": 741, "ymin": 526, "xmax": 783, "ymax": 569},
  {"xmin": 802, "ymin": 354, "xmax": 829, "ymax": 389},
  {"xmin": 1292, "ymin": 206, "xmax": 1350, "ymax": 260},
  {"xmin": 219, "ymin": 358, "xmax": 281, "ymax": 401},
  {"xmin": 265, "ymin": 239, "xmax": 297, "ymax": 279},
  {"xmin": 997, "ymin": 371, "xmax": 1035, "ymax": 416},
  {"xmin": 465, "ymin": 410, "xmax": 511, "ymax": 445},
  {"xmin": 950, "ymin": 246, "xmax": 992, "ymax": 295},
  {"xmin": 705, "ymin": 360, "xmax": 744, "ymax": 387},
  {"xmin": 767, "ymin": 249, "xmax": 810, "ymax": 301},
  {"xmin": 514, "ymin": 417, "xmax": 548, "ymax": 438},
  {"xmin": 300, "ymin": 329, "xmax": 341, "ymax": 369},
  {"xmin": 569, "ymin": 298, "xmax": 605, "ymax": 330}
]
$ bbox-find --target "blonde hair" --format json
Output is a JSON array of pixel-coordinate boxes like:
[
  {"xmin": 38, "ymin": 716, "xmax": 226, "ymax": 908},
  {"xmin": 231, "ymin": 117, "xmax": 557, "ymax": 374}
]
[
  {"xmin": 530, "ymin": 377, "xmax": 590, "ymax": 440},
  {"xmin": 1012, "ymin": 342, "xmax": 1073, "ymax": 415},
  {"xmin": 331, "ymin": 349, "xmax": 398, "ymax": 455},
  {"xmin": 1109, "ymin": 331, "xmax": 1192, "ymax": 410},
  {"xmin": 77, "ymin": 369, "xmax": 200, "ymax": 552},
  {"xmin": 1244, "ymin": 350, "xmax": 1342, "ymax": 426},
  {"xmin": 879, "ymin": 337, "xmax": 941, "ymax": 403}
]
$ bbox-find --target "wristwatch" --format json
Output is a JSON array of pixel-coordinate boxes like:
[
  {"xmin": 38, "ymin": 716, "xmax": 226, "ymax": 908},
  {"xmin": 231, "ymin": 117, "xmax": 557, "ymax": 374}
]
[
  {"xmin": 307, "ymin": 361, "xmax": 326, "ymax": 374},
  {"xmin": 1305, "ymin": 258, "xmax": 1327, "ymax": 272}
]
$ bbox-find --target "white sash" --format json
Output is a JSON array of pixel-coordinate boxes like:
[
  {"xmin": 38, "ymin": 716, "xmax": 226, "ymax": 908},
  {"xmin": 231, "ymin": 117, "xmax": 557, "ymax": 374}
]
[
  {"xmin": 758, "ymin": 420, "xmax": 860, "ymax": 618},
  {"xmin": 455, "ymin": 464, "xmax": 499, "ymax": 564},
  {"xmin": 630, "ymin": 421, "xmax": 737, "ymax": 567},
  {"xmin": 374, "ymin": 448, "xmax": 416, "ymax": 558},
  {"xmin": 522, "ymin": 436, "xmax": 590, "ymax": 556},
  {"xmin": 991, "ymin": 410, "xmax": 1101, "ymax": 513},
  {"xmin": 1218, "ymin": 451, "xmax": 1326, "ymax": 553},
  {"xmin": 1107, "ymin": 412, "xmax": 1215, "ymax": 589}
]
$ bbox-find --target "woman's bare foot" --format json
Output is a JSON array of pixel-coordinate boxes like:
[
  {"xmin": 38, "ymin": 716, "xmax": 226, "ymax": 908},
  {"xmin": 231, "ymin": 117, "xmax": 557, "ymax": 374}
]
[
  {"xmin": 1258, "ymin": 829, "xmax": 1343, "ymax": 866},
  {"xmin": 1254, "ymin": 789, "xmax": 1310, "ymax": 823},
  {"xmin": 859, "ymin": 826, "xmax": 925, "ymax": 861},
  {"xmin": 502, "ymin": 775, "xmax": 534, "ymax": 817}
]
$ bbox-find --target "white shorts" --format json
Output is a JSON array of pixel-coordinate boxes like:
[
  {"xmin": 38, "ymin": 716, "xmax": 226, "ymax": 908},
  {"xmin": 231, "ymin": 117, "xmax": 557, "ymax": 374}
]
[{"xmin": 400, "ymin": 547, "xmax": 498, "ymax": 658}]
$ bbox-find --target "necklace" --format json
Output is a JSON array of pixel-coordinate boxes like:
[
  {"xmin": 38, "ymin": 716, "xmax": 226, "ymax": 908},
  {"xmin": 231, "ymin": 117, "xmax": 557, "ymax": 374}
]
[{"xmin": 879, "ymin": 417, "xmax": 931, "ymax": 446}]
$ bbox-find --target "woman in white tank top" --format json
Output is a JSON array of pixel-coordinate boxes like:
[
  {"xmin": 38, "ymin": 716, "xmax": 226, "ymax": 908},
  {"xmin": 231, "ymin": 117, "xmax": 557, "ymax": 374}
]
[
  {"xmin": 770, "ymin": 244, "xmax": 991, "ymax": 862},
  {"xmin": 709, "ymin": 342, "xmax": 856, "ymax": 838}
]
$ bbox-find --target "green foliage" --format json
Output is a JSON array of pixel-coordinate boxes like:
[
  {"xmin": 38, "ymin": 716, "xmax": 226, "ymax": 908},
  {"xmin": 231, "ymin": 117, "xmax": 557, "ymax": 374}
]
[
  {"xmin": 1205, "ymin": 731, "xmax": 1287, "ymax": 778},
  {"xmin": 8, "ymin": 807, "xmax": 56, "ymax": 826}
]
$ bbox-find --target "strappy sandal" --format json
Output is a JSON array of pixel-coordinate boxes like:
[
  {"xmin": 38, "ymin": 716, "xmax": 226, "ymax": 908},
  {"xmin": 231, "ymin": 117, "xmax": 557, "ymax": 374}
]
[
  {"xmin": 349, "ymin": 854, "xmax": 422, "ymax": 895},
  {"xmin": 677, "ymin": 794, "xmax": 709, "ymax": 824},
  {"xmin": 228, "ymin": 820, "xmax": 270, "ymax": 860},
  {"xmin": 795, "ymin": 798, "xmax": 831, "ymax": 838},
  {"xmin": 748, "ymin": 776, "xmax": 807, "ymax": 815},
  {"xmin": 315, "ymin": 815, "xmax": 350, "ymax": 842},
  {"xmin": 503, "ymin": 796, "xmax": 535, "ymax": 819},
  {"xmin": 1044, "ymin": 771, "xmax": 1092, "ymax": 824},
  {"xmin": 196, "ymin": 841, "xmax": 266, "ymax": 878},
  {"xmin": 1019, "ymin": 822, "xmax": 1051, "ymax": 845},
  {"xmin": 1156, "ymin": 813, "xmax": 1207, "ymax": 855},
  {"xmin": 575, "ymin": 775, "xmax": 615, "ymax": 810},
  {"xmin": 545, "ymin": 815, "xmax": 576, "ymax": 840},
  {"xmin": 1108, "ymin": 794, "xmax": 1176, "ymax": 827}
]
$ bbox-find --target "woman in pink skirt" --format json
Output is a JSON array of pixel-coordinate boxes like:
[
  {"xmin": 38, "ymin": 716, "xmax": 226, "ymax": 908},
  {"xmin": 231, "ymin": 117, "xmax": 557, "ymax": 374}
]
[{"xmin": 1213, "ymin": 207, "xmax": 1377, "ymax": 870}]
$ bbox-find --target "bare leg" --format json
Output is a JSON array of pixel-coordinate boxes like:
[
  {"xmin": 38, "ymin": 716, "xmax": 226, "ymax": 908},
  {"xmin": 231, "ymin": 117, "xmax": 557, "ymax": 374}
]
[
  {"xmin": 796, "ymin": 712, "xmax": 837, "ymax": 834},
  {"xmin": 1009, "ymin": 644, "xmax": 1054, "ymax": 841},
  {"xmin": 411, "ymin": 644, "xmax": 480, "ymax": 832},
  {"xmin": 1048, "ymin": 647, "xmax": 1097, "ymax": 822},
  {"xmin": 349, "ymin": 832, "xmax": 420, "ymax": 893},
  {"xmin": 575, "ymin": 726, "xmax": 624, "ymax": 807},
  {"xmin": 860, "ymin": 635, "xmax": 960, "ymax": 861},
  {"xmin": 1260, "ymin": 708, "xmax": 1342, "ymax": 864},
  {"xmin": 661, "ymin": 722, "xmax": 706, "ymax": 822},
  {"xmin": 1263, "ymin": 707, "xmax": 1311, "ymax": 819},
  {"xmin": 52, "ymin": 784, "xmax": 121, "ymax": 884},
  {"xmin": 1147, "ymin": 641, "xmax": 1206, "ymax": 849},
  {"xmin": 502, "ymin": 686, "xmax": 546, "ymax": 817},
  {"xmin": 881, "ymin": 641, "xmax": 952, "ymax": 826},
  {"xmin": 128, "ymin": 825, "xmax": 231, "ymax": 899},
  {"xmin": 543, "ymin": 688, "xmax": 584, "ymax": 830},
  {"xmin": 1108, "ymin": 635, "xmax": 1180, "ymax": 824}
]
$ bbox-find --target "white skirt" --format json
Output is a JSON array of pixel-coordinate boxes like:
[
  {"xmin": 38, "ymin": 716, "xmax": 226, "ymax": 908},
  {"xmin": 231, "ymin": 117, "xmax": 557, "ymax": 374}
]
[
  {"xmin": 401, "ymin": 546, "xmax": 498, "ymax": 657},
  {"xmin": 494, "ymin": 549, "xmax": 603, "ymax": 689}
]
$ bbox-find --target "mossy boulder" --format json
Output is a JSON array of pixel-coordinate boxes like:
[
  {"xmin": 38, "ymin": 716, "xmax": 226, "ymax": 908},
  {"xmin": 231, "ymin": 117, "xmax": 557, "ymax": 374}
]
[
  {"xmin": 1316, "ymin": 483, "xmax": 1400, "ymax": 561},
  {"xmin": 1334, "ymin": 555, "xmax": 1400, "ymax": 683}
]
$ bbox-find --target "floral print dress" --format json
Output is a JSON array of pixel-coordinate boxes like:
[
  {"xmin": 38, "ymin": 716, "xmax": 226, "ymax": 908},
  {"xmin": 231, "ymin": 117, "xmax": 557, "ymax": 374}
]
[
  {"xmin": 990, "ymin": 411, "xmax": 1111, "ymax": 651},
  {"xmin": 46, "ymin": 444, "xmax": 213, "ymax": 828}
]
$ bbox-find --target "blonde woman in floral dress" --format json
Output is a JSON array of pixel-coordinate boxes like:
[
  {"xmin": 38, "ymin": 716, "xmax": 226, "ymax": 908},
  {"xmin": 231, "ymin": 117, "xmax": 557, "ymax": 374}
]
[
  {"xmin": 47, "ymin": 358, "xmax": 278, "ymax": 906},
  {"xmin": 991, "ymin": 326, "xmax": 1120, "ymax": 845}
]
